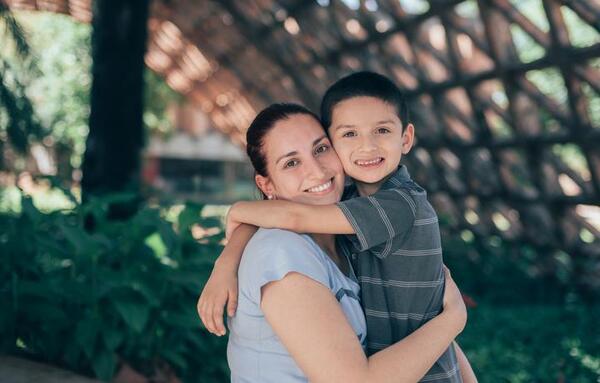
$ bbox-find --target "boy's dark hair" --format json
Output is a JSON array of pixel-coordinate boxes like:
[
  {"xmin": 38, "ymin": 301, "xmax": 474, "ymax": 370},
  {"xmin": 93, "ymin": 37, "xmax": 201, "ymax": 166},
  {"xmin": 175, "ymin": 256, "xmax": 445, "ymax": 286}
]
[{"xmin": 320, "ymin": 71, "xmax": 409, "ymax": 130}]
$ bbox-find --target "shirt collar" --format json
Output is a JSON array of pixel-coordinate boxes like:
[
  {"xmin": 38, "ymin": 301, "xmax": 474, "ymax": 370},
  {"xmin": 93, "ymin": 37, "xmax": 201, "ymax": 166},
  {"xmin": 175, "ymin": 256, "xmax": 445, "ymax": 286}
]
[
  {"xmin": 343, "ymin": 165, "xmax": 411, "ymax": 197},
  {"xmin": 380, "ymin": 165, "xmax": 411, "ymax": 191}
]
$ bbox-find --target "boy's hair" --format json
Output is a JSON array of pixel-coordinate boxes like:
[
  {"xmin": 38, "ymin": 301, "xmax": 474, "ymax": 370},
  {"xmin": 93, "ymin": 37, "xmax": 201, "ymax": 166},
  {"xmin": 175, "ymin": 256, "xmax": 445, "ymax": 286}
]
[{"xmin": 320, "ymin": 71, "xmax": 409, "ymax": 130}]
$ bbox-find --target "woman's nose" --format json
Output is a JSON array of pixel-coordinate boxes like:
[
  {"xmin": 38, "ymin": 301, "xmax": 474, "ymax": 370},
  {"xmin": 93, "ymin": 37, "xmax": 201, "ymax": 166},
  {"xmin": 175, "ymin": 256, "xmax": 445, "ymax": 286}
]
[{"xmin": 305, "ymin": 157, "xmax": 327, "ymax": 179}]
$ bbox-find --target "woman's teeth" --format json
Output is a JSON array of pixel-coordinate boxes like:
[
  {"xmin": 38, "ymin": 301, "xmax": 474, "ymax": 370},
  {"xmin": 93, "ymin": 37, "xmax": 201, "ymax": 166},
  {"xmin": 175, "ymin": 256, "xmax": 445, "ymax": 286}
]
[
  {"xmin": 307, "ymin": 180, "xmax": 332, "ymax": 193},
  {"xmin": 356, "ymin": 158, "xmax": 383, "ymax": 166}
]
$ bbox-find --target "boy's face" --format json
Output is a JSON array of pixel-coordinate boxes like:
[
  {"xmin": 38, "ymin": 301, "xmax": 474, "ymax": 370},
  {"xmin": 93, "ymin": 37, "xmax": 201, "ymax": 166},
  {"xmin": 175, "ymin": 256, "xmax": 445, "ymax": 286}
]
[{"xmin": 327, "ymin": 96, "xmax": 414, "ymax": 191}]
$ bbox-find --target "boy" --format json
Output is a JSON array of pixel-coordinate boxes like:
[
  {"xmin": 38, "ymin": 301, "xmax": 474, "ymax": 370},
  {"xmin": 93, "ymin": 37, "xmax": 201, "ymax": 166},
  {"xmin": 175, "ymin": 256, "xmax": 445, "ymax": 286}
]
[{"xmin": 199, "ymin": 71, "xmax": 476, "ymax": 382}]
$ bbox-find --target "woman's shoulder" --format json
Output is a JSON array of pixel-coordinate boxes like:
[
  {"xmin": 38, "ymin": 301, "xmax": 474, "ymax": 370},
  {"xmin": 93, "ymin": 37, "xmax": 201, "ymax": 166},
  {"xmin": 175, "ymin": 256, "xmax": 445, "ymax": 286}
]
[
  {"xmin": 239, "ymin": 228, "xmax": 332, "ymax": 301},
  {"xmin": 246, "ymin": 228, "xmax": 318, "ymax": 255}
]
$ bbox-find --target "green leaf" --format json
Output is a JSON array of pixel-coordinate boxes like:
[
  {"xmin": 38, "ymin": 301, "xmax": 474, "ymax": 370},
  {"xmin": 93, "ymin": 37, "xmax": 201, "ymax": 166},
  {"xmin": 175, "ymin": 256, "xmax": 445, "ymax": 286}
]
[
  {"xmin": 145, "ymin": 232, "xmax": 167, "ymax": 258},
  {"xmin": 61, "ymin": 224, "xmax": 96, "ymax": 255},
  {"xmin": 102, "ymin": 327, "xmax": 124, "ymax": 351},
  {"xmin": 164, "ymin": 311, "xmax": 201, "ymax": 329},
  {"xmin": 178, "ymin": 203, "xmax": 203, "ymax": 232},
  {"xmin": 75, "ymin": 317, "xmax": 99, "ymax": 359},
  {"xmin": 91, "ymin": 349, "xmax": 116, "ymax": 381},
  {"xmin": 160, "ymin": 348, "xmax": 188, "ymax": 370},
  {"xmin": 113, "ymin": 299, "xmax": 150, "ymax": 333}
]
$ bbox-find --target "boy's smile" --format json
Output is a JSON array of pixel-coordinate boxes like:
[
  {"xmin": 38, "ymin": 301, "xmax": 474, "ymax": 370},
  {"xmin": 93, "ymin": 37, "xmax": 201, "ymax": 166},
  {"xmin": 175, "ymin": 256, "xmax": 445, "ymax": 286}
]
[{"xmin": 328, "ymin": 96, "xmax": 414, "ymax": 195}]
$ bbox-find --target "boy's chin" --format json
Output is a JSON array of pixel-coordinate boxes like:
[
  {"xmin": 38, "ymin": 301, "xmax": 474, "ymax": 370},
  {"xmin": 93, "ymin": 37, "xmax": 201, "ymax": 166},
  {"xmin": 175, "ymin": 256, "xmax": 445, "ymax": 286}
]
[{"xmin": 349, "ymin": 170, "xmax": 389, "ymax": 185}]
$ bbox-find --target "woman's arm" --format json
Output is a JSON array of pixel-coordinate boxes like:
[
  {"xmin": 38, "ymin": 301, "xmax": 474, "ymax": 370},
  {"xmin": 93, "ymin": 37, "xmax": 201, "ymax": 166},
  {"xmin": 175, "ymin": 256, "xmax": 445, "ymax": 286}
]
[
  {"xmin": 261, "ymin": 267, "xmax": 466, "ymax": 383},
  {"xmin": 454, "ymin": 342, "xmax": 478, "ymax": 383},
  {"xmin": 227, "ymin": 200, "xmax": 353, "ymax": 239},
  {"xmin": 197, "ymin": 224, "xmax": 257, "ymax": 335}
]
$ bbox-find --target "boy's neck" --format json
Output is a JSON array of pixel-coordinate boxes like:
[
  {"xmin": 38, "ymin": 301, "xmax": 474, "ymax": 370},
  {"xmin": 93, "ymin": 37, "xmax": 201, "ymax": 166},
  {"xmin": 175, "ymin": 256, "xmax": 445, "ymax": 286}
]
[{"xmin": 354, "ymin": 171, "xmax": 394, "ymax": 196}]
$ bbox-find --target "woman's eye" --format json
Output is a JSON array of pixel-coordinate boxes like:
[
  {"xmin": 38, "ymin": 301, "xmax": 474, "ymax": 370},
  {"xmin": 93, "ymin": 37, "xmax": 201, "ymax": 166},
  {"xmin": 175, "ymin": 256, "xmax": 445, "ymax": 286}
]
[
  {"xmin": 284, "ymin": 159, "xmax": 299, "ymax": 168},
  {"xmin": 377, "ymin": 127, "xmax": 391, "ymax": 134},
  {"xmin": 342, "ymin": 131, "xmax": 356, "ymax": 138},
  {"xmin": 315, "ymin": 144, "xmax": 330, "ymax": 154}
]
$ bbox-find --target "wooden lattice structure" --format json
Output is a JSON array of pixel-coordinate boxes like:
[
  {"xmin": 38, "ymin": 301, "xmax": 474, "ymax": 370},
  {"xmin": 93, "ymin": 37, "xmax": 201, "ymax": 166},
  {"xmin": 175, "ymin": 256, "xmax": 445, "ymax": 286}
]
[{"xmin": 5, "ymin": 0, "xmax": 600, "ymax": 288}]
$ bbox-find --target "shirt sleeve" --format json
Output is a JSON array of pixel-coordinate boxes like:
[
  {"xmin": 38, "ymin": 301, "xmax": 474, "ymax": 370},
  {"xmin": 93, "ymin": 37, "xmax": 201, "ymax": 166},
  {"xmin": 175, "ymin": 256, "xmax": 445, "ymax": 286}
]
[
  {"xmin": 336, "ymin": 188, "xmax": 416, "ymax": 251},
  {"xmin": 246, "ymin": 230, "xmax": 331, "ymax": 303}
]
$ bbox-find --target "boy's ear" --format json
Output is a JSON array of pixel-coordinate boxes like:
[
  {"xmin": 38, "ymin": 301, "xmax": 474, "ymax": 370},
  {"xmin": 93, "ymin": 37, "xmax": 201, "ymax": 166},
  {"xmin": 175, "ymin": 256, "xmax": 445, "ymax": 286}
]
[
  {"xmin": 401, "ymin": 123, "xmax": 415, "ymax": 154},
  {"xmin": 255, "ymin": 174, "xmax": 276, "ymax": 198}
]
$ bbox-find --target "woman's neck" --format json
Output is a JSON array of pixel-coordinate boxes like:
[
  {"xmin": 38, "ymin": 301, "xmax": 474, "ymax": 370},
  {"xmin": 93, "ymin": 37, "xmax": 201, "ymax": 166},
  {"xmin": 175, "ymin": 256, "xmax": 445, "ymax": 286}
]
[{"xmin": 310, "ymin": 233, "xmax": 346, "ymax": 273}]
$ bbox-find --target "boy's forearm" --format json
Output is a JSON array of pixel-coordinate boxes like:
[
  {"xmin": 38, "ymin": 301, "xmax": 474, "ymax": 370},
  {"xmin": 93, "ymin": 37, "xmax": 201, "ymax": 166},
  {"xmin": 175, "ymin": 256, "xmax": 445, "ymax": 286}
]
[
  {"xmin": 216, "ymin": 224, "xmax": 257, "ymax": 270},
  {"xmin": 231, "ymin": 201, "xmax": 354, "ymax": 234},
  {"xmin": 454, "ymin": 341, "xmax": 477, "ymax": 383}
]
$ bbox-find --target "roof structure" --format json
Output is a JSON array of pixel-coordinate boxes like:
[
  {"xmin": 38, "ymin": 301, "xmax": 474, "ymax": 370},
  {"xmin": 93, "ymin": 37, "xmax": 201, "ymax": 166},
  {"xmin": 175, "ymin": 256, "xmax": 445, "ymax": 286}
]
[{"xmin": 6, "ymin": 0, "xmax": 600, "ymax": 287}]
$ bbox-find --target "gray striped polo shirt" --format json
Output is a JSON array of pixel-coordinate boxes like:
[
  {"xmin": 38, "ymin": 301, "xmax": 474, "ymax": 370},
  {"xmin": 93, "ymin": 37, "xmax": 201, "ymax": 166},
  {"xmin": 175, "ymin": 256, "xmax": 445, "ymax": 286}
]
[{"xmin": 337, "ymin": 165, "xmax": 461, "ymax": 383}]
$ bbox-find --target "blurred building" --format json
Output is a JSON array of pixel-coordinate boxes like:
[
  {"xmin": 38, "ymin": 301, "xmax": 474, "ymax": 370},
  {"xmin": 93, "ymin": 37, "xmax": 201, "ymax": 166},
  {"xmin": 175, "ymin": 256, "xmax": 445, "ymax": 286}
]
[{"xmin": 143, "ymin": 101, "xmax": 255, "ymax": 204}]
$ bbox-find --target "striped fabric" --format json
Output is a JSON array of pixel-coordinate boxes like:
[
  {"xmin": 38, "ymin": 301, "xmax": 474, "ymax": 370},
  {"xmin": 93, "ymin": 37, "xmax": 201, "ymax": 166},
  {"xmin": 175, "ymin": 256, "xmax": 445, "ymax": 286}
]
[{"xmin": 337, "ymin": 165, "xmax": 462, "ymax": 382}]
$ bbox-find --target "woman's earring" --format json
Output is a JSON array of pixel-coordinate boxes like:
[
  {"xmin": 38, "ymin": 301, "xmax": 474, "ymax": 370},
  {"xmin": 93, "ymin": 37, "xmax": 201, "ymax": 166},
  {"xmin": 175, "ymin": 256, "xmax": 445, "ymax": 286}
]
[{"xmin": 267, "ymin": 195, "xmax": 273, "ymax": 200}]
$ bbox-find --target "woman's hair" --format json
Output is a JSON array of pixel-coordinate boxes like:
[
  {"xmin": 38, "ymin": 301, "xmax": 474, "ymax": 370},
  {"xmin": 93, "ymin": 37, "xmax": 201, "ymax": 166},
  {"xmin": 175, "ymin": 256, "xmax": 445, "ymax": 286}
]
[{"xmin": 246, "ymin": 103, "xmax": 320, "ymax": 177}]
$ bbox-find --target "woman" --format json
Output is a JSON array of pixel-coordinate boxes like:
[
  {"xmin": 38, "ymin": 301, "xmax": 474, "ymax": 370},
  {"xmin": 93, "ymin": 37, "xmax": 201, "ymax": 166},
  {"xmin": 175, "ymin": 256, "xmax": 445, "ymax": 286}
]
[{"xmin": 201, "ymin": 103, "xmax": 467, "ymax": 382}]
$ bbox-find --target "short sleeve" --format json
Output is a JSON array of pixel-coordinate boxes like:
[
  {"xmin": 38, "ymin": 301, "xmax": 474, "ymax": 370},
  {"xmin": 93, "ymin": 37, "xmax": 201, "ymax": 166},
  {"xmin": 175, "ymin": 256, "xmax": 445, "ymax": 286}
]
[
  {"xmin": 336, "ymin": 188, "xmax": 416, "ymax": 251},
  {"xmin": 244, "ymin": 230, "xmax": 331, "ymax": 303}
]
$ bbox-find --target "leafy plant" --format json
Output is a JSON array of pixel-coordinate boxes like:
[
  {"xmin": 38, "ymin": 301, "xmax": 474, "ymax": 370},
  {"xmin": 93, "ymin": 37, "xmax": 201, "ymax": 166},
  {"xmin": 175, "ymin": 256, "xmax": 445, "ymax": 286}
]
[{"xmin": 0, "ymin": 188, "xmax": 229, "ymax": 382}]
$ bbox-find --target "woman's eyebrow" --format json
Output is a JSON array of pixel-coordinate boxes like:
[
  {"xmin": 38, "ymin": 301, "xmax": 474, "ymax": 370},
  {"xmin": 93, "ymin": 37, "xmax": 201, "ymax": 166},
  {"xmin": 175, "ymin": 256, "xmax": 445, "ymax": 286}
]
[
  {"xmin": 375, "ymin": 119, "xmax": 395, "ymax": 125},
  {"xmin": 275, "ymin": 135, "xmax": 327, "ymax": 164},
  {"xmin": 276, "ymin": 151, "xmax": 298, "ymax": 165}
]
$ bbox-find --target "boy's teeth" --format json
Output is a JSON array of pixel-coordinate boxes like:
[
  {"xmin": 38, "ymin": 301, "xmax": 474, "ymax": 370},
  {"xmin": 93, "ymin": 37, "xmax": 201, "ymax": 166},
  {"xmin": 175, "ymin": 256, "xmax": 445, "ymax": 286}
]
[
  {"xmin": 356, "ymin": 158, "xmax": 383, "ymax": 166},
  {"xmin": 307, "ymin": 180, "xmax": 332, "ymax": 193}
]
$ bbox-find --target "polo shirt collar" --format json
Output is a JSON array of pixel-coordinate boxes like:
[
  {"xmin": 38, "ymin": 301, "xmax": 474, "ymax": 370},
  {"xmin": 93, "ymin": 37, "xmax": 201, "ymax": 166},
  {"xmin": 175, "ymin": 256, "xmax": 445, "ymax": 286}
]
[{"xmin": 380, "ymin": 165, "xmax": 411, "ymax": 191}]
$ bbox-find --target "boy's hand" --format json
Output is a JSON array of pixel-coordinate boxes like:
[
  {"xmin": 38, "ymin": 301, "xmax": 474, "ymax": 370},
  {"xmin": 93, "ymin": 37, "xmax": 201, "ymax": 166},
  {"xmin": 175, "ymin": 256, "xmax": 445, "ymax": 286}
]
[{"xmin": 197, "ymin": 260, "xmax": 239, "ymax": 336}]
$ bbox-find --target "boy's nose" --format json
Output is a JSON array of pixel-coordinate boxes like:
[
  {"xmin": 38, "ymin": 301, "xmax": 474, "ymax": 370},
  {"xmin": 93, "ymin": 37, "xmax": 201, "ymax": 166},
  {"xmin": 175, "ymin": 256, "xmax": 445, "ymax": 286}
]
[{"xmin": 359, "ymin": 135, "xmax": 378, "ymax": 152}]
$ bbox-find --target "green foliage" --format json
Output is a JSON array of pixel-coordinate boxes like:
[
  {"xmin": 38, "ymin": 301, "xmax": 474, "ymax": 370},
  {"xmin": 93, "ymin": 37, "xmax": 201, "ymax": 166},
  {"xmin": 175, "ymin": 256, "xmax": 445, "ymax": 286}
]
[
  {"xmin": 1, "ymin": 11, "xmax": 180, "ymax": 173},
  {"xmin": 0, "ymin": 6, "xmax": 44, "ymax": 155},
  {"xmin": 459, "ymin": 303, "xmax": 600, "ymax": 382},
  {"xmin": 0, "ymin": 189, "xmax": 229, "ymax": 382}
]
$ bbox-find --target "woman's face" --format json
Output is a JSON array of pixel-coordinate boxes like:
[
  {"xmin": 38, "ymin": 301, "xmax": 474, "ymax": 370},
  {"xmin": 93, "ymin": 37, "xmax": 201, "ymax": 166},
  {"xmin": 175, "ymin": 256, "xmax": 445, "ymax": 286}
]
[{"xmin": 256, "ymin": 114, "xmax": 345, "ymax": 205}]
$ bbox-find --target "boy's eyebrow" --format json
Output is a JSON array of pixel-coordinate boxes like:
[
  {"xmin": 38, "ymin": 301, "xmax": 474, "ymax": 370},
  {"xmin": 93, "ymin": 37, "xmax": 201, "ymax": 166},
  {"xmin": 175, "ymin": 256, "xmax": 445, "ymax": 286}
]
[
  {"xmin": 312, "ymin": 135, "xmax": 328, "ymax": 146},
  {"xmin": 275, "ymin": 135, "xmax": 328, "ymax": 164},
  {"xmin": 333, "ymin": 120, "xmax": 395, "ymax": 131},
  {"xmin": 333, "ymin": 124, "xmax": 355, "ymax": 131}
]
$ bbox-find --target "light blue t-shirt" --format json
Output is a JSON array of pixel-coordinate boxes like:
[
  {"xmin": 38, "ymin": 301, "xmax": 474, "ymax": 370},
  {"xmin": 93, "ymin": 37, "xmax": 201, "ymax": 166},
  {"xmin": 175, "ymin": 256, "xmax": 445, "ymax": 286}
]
[{"xmin": 227, "ymin": 228, "xmax": 367, "ymax": 383}]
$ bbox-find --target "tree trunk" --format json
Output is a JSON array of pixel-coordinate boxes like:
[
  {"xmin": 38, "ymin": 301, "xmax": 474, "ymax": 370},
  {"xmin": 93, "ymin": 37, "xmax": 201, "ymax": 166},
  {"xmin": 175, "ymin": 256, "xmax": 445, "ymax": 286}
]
[{"xmin": 81, "ymin": 0, "xmax": 149, "ymax": 211}]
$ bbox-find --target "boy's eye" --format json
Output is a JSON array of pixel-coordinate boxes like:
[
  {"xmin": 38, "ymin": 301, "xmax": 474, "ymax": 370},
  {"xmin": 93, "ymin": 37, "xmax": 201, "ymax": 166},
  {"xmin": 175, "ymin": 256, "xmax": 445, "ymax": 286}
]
[
  {"xmin": 376, "ymin": 127, "xmax": 391, "ymax": 134},
  {"xmin": 342, "ymin": 131, "xmax": 356, "ymax": 138},
  {"xmin": 314, "ymin": 144, "xmax": 330, "ymax": 155},
  {"xmin": 284, "ymin": 159, "xmax": 300, "ymax": 168}
]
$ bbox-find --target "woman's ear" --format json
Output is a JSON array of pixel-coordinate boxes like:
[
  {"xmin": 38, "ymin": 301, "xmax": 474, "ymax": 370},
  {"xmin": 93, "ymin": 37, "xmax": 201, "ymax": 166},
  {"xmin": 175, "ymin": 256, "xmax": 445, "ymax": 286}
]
[{"xmin": 255, "ymin": 174, "xmax": 276, "ymax": 199}]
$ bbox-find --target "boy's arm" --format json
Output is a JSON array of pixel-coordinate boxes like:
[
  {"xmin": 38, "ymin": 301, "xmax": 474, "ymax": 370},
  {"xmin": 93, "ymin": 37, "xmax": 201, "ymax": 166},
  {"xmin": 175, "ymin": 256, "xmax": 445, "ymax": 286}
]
[
  {"xmin": 227, "ymin": 189, "xmax": 416, "ymax": 252},
  {"xmin": 226, "ymin": 200, "xmax": 354, "ymax": 239},
  {"xmin": 197, "ymin": 224, "xmax": 257, "ymax": 336},
  {"xmin": 454, "ymin": 342, "xmax": 478, "ymax": 383}
]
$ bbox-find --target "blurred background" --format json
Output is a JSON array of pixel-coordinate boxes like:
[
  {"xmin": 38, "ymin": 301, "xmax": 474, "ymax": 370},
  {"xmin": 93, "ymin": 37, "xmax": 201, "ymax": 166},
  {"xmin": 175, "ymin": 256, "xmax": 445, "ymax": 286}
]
[{"xmin": 0, "ymin": 0, "xmax": 598, "ymax": 382}]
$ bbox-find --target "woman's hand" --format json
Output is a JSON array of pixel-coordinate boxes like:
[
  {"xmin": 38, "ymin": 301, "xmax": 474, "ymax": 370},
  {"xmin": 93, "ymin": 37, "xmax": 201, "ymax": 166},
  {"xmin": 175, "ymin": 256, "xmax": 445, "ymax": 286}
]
[
  {"xmin": 197, "ymin": 258, "xmax": 239, "ymax": 336},
  {"xmin": 441, "ymin": 265, "xmax": 467, "ymax": 334}
]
